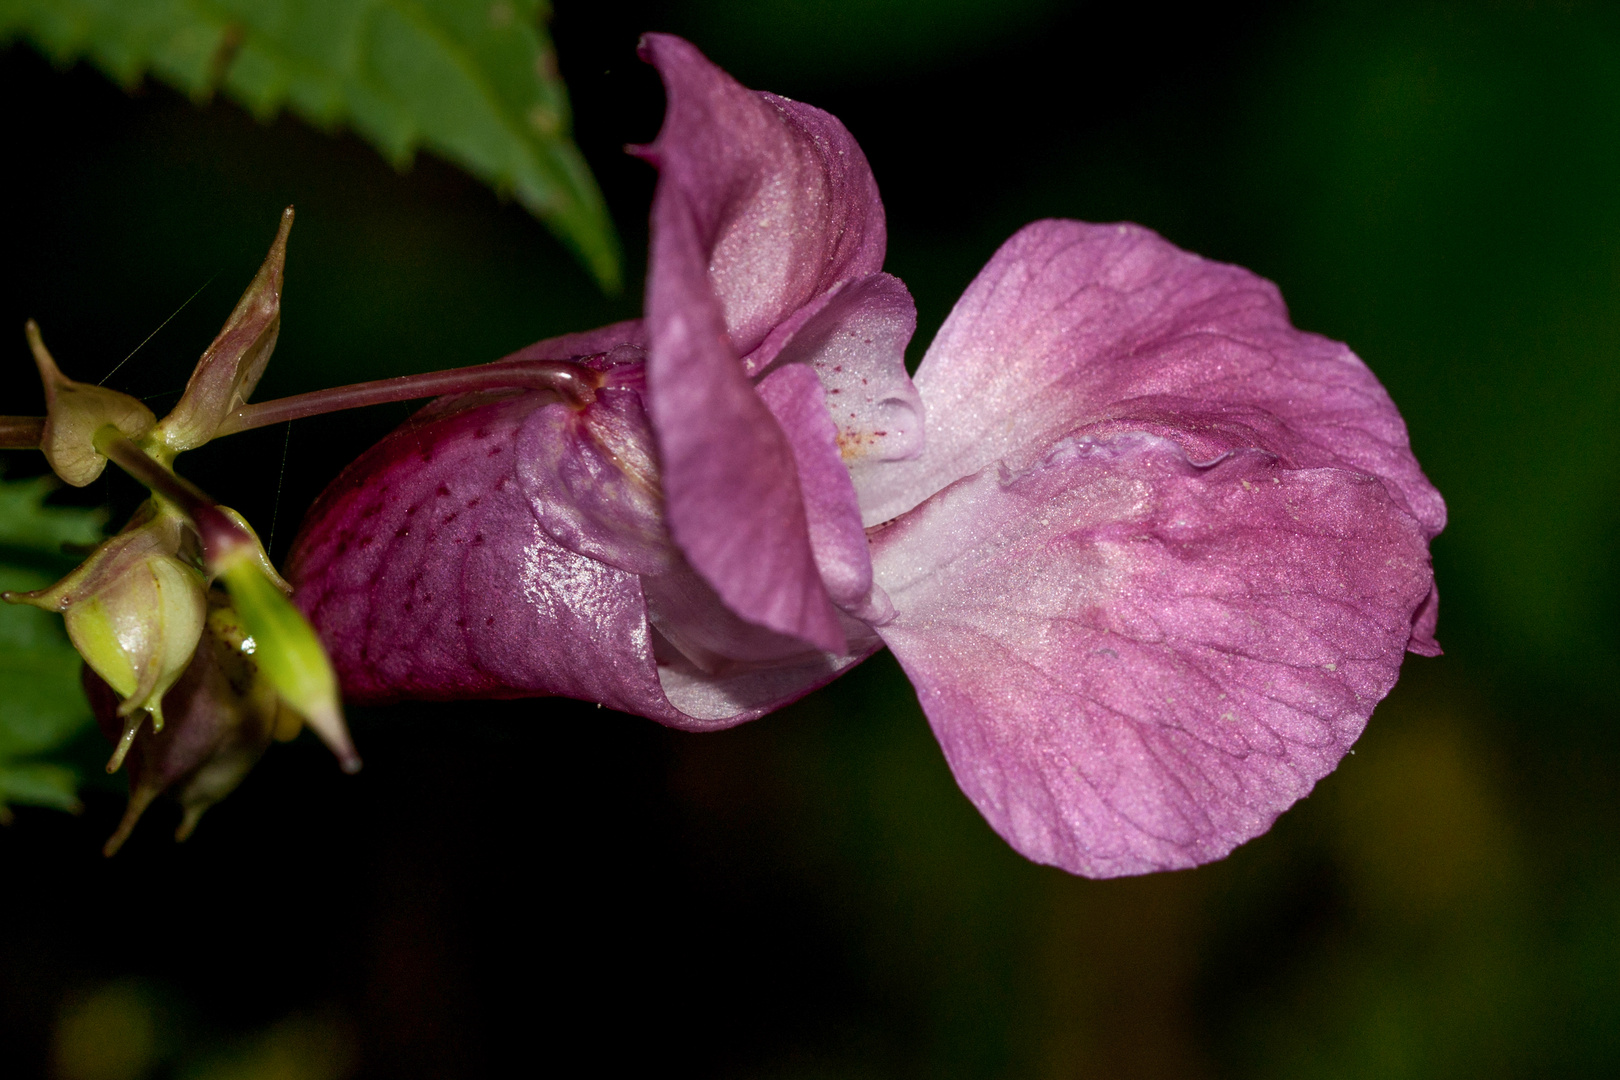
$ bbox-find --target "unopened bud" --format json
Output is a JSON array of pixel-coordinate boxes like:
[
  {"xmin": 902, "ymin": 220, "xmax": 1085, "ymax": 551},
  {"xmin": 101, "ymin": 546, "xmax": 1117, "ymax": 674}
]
[
  {"xmin": 64, "ymin": 553, "xmax": 207, "ymax": 769},
  {"xmin": 152, "ymin": 207, "xmax": 291, "ymax": 453},
  {"xmin": 215, "ymin": 550, "xmax": 359, "ymax": 773},
  {"xmin": 27, "ymin": 321, "xmax": 157, "ymax": 486},
  {"xmin": 90, "ymin": 592, "xmax": 283, "ymax": 855},
  {"xmin": 3, "ymin": 510, "xmax": 206, "ymax": 770}
]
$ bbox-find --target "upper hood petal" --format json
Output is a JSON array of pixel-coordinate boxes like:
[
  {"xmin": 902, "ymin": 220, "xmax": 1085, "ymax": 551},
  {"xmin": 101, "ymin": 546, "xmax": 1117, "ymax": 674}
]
[{"xmin": 635, "ymin": 33, "xmax": 887, "ymax": 355}]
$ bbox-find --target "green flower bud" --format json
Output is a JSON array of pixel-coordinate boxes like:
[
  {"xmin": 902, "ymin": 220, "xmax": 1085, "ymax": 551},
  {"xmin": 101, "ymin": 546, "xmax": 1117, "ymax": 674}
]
[
  {"xmin": 93, "ymin": 591, "xmax": 296, "ymax": 855},
  {"xmin": 214, "ymin": 545, "xmax": 359, "ymax": 774},
  {"xmin": 65, "ymin": 553, "xmax": 206, "ymax": 765},
  {"xmin": 3, "ymin": 507, "xmax": 205, "ymax": 769}
]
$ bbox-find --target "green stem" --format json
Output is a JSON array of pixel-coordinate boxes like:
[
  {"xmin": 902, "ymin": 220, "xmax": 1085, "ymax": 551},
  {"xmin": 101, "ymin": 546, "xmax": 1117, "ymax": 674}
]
[{"xmin": 92, "ymin": 428, "xmax": 251, "ymax": 569}]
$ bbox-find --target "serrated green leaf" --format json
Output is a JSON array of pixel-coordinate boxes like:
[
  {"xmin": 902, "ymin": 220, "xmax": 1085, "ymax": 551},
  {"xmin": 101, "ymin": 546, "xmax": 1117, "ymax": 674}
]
[
  {"xmin": 0, "ymin": 0, "xmax": 621, "ymax": 291},
  {"xmin": 0, "ymin": 475, "xmax": 105, "ymax": 818}
]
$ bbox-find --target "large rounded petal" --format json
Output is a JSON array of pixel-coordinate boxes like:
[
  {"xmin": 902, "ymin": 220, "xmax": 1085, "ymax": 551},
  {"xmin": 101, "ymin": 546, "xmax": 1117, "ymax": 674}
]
[
  {"xmin": 860, "ymin": 221, "xmax": 1446, "ymax": 545},
  {"xmin": 870, "ymin": 432, "xmax": 1436, "ymax": 878}
]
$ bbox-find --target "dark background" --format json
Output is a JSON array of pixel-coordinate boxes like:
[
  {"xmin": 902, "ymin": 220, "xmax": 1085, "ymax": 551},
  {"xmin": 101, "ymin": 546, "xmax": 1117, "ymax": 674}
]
[{"xmin": 4, "ymin": 1, "xmax": 1619, "ymax": 1077}]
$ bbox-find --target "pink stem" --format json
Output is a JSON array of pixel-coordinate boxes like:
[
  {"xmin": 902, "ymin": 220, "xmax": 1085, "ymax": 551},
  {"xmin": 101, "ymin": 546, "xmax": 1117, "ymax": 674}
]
[{"xmin": 213, "ymin": 359, "xmax": 601, "ymax": 437}]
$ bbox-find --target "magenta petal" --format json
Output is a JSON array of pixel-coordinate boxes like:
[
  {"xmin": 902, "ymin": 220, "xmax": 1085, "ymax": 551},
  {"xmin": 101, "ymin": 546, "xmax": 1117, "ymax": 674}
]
[
  {"xmin": 500, "ymin": 319, "xmax": 646, "ymax": 363},
  {"xmin": 641, "ymin": 156, "xmax": 845, "ymax": 647},
  {"xmin": 644, "ymin": 203, "xmax": 844, "ymax": 652},
  {"xmin": 861, "ymin": 221, "xmax": 1446, "ymax": 543},
  {"xmin": 289, "ymin": 390, "xmax": 861, "ymax": 730},
  {"xmin": 870, "ymin": 432, "xmax": 1436, "ymax": 878},
  {"xmin": 289, "ymin": 392, "xmax": 668, "ymax": 712},
  {"xmin": 515, "ymin": 372, "xmax": 673, "ymax": 576},
  {"xmin": 636, "ymin": 34, "xmax": 886, "ymax": 355},
  {"xmin": 755, "ymin": 362, "xmax": 874, "ymax": 610}
]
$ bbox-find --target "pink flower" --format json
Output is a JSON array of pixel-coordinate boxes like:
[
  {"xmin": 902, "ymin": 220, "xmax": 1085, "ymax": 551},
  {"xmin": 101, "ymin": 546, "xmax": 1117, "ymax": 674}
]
[{"xmin": 289, "ymin": 35, "xmax": 1442, "ymax": 877}]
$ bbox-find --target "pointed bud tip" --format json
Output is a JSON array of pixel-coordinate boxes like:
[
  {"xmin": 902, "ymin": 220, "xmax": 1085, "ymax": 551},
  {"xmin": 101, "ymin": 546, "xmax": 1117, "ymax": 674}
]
[{"xmin": 302, "ymin": 701, "xmax": 361, "ymax": 774}]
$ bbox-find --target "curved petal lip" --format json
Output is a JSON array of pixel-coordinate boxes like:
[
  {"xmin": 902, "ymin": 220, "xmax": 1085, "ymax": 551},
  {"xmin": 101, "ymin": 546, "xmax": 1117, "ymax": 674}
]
[{"xmin": 872, "ymin": 431, "xmax": 1436, "ymax": 877}]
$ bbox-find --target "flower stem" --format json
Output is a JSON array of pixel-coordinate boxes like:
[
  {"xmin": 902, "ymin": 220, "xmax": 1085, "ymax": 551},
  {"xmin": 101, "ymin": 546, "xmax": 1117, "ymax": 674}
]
[
  {"xmin": 213, "ymin": 359, "xmax": 602, "ymax": 437},
  {"xmin": 2, "ymin": 360, "xmax": 602, "ymax": 451},
  {"xmin": 92, "ymin": 427, "xmax": 250, "ymax": 568},
  {"xmin": 0, "ymin": 416, "xmax": 45, "ymax": 448}
]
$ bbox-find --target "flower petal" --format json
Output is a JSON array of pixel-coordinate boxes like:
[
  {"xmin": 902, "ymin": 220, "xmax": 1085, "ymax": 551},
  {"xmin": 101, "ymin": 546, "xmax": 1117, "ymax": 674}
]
[
  {"xmin": 289, "ymin": 387, "xmax": 866, "ymax": 730},
  {"xmin": 870, "ymin": 432, "xmax": 1436, "ymax": 878},
  {"xmin": 636, "ymin": 33, "xmax": 886, "ymax": 355},
  {"xmin": 644, "ymin": 206, "xmax": 845, "ymax": 652},
  {"xmin": 515, "ymin": 370, "xmax": 673, "ymax": 576},
  {"xmin": 860, "ymin": 220, "xmax": 1446, "ymax": 544},
  {"xmin": 745, "ymin": 273, "xmax": 924, "ymax": 523},
  {"xmin": 755, "ymin": 361, "xmax": 874, "ymax": 610}
]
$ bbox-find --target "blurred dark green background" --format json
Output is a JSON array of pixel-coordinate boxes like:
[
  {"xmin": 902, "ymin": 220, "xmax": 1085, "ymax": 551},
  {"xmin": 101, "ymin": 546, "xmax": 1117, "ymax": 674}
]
[{"xmin": 4, "ymin": 1, "xmax": 1619, "ymax": 1077}]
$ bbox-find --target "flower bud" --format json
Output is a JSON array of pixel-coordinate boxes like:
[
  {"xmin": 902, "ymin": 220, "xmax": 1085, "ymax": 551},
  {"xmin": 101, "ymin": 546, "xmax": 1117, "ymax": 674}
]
[
  {"xmin": 212, "ymin": 540, "xmax": 359, "ymax": 774},
  {"xmin": 90, "ymin": 591, "xmax": 292, "ymax": 855},
  {"xmin": 26, "ymin": 321, "xmax": 157, "ymax": 486},
  {"xmin": 152, "ymin": 208, "xmax": 291, "ymax": 453},
  {"xmin": 4, "ymin": 509, "xmax": 206, "ymax": 769},
  {"xmin": 65, "ymin": 554, "xmax": 206, "ymax": 765}
]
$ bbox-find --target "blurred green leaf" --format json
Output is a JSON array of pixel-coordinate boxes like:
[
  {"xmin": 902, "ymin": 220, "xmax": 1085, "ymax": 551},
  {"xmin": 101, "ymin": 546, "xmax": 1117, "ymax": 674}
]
[
  {"xmin": 0, "ymin": 0, "xmax": 621, "ymax": 291},
  {"xmin": 0, "ymin": 475, "xmax": 105, "ymax": 819}
]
